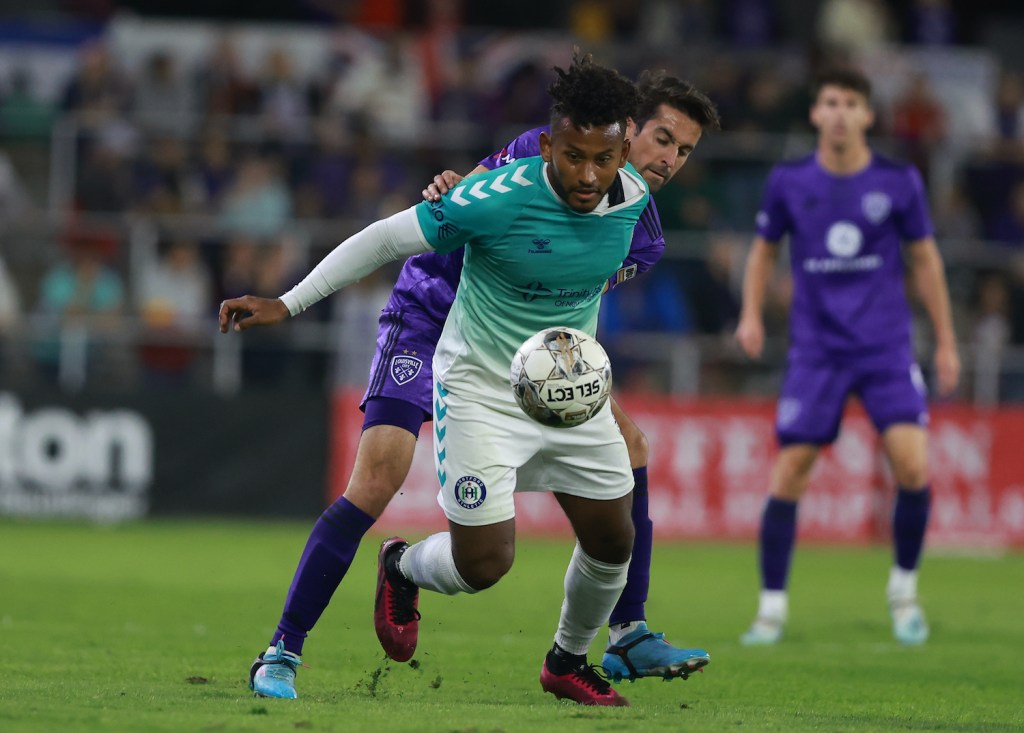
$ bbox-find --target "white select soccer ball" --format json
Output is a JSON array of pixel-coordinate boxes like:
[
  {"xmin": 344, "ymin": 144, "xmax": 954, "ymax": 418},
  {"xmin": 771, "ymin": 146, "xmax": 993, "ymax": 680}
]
[{"xmin": 510, "ymin": 326, "xmax": 612, "ymax": 428}]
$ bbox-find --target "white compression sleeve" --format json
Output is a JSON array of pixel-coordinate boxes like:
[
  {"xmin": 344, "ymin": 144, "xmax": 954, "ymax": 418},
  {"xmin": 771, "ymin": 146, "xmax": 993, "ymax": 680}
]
[{"xmin": 279, "ymin": 205, "xmax": 432, "ymax": 316}]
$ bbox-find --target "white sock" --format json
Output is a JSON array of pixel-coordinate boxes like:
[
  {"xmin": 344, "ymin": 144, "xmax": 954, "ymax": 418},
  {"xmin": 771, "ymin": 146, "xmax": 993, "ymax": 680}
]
[
  {"xmin": 555, "ymin": 543, "xmax": 630, "ymax": 655},
  {"xmin": 887, "ymin": 566, "xmax": 918, "ymax": 604},
  {"xmin": 758, "ymin": 589, "xmax": 788, "ymax": 622},
  {"xmin": 399, "ymin": 532, "xmax": 476, "ymax": 595},
  {"xmin": 608, "ymin": 620, "xmax": 645, "ymax": 645}
]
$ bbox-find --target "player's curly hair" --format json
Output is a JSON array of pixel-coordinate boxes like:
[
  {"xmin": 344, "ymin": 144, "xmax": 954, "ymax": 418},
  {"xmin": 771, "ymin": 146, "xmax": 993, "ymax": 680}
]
[
  {"xmin": 635, "ymin": 70, "xmax": 721, "ymax": 132},
  {"xmin": 548, "ymin": 50, "xmax": 640, "ymax": 130}
]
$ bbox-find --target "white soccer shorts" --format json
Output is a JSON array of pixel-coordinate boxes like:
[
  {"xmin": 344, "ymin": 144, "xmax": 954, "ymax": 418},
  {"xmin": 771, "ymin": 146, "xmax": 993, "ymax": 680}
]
[{"xmin": 432, "ymin": 378, "xmax": 632, "ymax": 526}]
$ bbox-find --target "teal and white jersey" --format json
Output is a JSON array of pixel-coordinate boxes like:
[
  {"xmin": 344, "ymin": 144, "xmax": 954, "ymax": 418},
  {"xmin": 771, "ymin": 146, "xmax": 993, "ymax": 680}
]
[{"xmin": 412, "ymin": 155, "xmax": 649, "ymax": 396}]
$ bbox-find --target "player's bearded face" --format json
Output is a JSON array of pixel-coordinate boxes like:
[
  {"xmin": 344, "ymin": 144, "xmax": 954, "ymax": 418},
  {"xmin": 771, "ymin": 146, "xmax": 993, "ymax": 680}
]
[{"xmin": 540, "ymin": 120, "xmax": 630, "ymax": 213}]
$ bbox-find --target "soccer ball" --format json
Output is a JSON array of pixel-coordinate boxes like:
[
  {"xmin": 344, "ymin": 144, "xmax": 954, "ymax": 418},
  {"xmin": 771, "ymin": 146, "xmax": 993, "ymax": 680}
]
[{"xmin": 510, "ymin": 326, "xmax": 612, "ymax": 428}]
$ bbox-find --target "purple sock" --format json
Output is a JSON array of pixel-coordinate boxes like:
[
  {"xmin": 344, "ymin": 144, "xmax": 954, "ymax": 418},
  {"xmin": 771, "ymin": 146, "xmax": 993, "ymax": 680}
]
[
  {"xmin": 893, "ymin": 485, "xmax": 931, "ymax": 571},
  {"xmin": 271, "ymin": 496, "xmax": 376, "ymax": 655},
  {"xmin": 760, "ymin": 497, "xmax": 798, "ymax": 591},
  {"xmin": 610, "ymin": 466, "xmax": 651, "ymax": 626}
]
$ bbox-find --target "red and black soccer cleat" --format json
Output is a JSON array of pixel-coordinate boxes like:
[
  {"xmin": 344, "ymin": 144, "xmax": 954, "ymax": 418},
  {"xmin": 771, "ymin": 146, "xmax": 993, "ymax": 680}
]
[
  {"xmin": 540, "ymin": 657, "xmax": 630, "ymax": 706},
  {"xmin": 374, "ymin": 537, "xmax": 421, "ymax": 662}
]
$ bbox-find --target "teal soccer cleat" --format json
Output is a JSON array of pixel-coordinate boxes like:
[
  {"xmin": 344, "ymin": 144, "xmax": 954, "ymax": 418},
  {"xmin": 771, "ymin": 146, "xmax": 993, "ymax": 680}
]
[
  {"xmin": 739, "ymin": 616, "xmax": 784, "ymax": 646},
  {"xmin": 249, "ymin": 640, "xmax": 301, "ymax": 699},
  {"xmin": 601, "ymin": 623, "xmax": 710, "ymax": 682},
  {"xmin": 891, "ymin": 600, "xmax": 929, "ymax": 646}
]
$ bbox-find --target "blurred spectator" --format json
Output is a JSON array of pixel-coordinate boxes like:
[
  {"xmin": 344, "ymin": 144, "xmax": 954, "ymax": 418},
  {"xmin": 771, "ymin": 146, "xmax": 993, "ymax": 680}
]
[
  {"xmin": 33, "ymin": 241, "xmax": 125, "ymax": 380},
  {"xmin": 683, "ymin": 233, "xmax": 743, "ymax": 335},
  {"xmin": 240, "ymin": 238, "xmax": 303, "ymax": 386},
  {"xmin": 485, "ymin": 59, "xmax": 550, "ymax": 134},
  {"xmin": 637, "ymin": 0, "xmax": 716, "ymax": 47},
  {"xmin": 973, "ymin": 271, "xmax": 1011, "ymax": 404},
  {"xmin": 259, "ymin": 47, "xmax": 312, "ymax": 145},
  {"xmin": 76, "ymin": 131, "xmax": 135, "ymax": 212},
  {"xmin": 733, "ymin": 70, "xmax": 803, "ymax": 133},
  {"xmin": 0, "ymin": 254, "xmax": 20, "ymax": 333},
  {"xmin": 134, "ymin": 50, "xmax": 196, "ymax": 136},
  {"xmin": 194, "ymin": 129, "xmax": 236, "ymax": 211},
  {"xmin": 994, "ymin": 72, "xmax": 1024, "ymax": 141},
  {"xmin": 136, "ymin": 239, "xmax": 213, "ymax": 385},
  {"xmin": 346, "ymin": 155, "xmax": 409, "ymax": 224},
  {"xmin": 569, "ymin": 0, "xmax": 614, "ymax": 43},
  {"xmin": 327, "ymin": 34, "xmax": 428, "ymax": 146},
  {"xmin": 988, "ymin": 182, "xmax": 1024, "ymax": 247},
  {"xmin": 331, "ymin": 268, "xmax": 393, "ymax": 386},
  {"xmin": 720, "ymin": 0, "xmax": 780, "ymax": 47},
  {"xmin": 59, "ymin": 41, "xmax": 133, "ymax": 134},
  {"xmin": 933, "ymin": 183, "xmax": 981, "ymax": 242},
  {"xmin": 904, "ymin": 0, "xmax": 956, "ymax": 46},
  {"xmin": 599, "ymin": 266, "xmax": 695, "ymax": 391},
  {"xmin": 218, "ymin": 155, "xmax": 292, "ymax": 237},
  {"xmin": 888, "ymin": 73, "xmax": 946, "ymax": 178},
  {"xmin": 816, "ymin": 0, "xmax": 894, "ymax": 53},
  {"xmin": 297, "ymin": 122, "xmax": 354, "ymax": 218},
  {"xmin": 133, "ymin": 136, "xmax": 194, "ymax": 216},
  {"xmin": 0, "ymin": 69, "xmax": 55, "ymax": 138},
  {"xmin": 195, "ymin": 35, "xmax": 260, "ymax": 119},
  {"xmin": 0, "ymin": 148, "xmax": 30, "ymax": 222}
]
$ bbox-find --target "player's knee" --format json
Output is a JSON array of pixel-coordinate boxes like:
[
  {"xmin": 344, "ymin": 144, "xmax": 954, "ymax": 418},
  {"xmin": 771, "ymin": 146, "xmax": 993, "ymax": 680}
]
[
  {"xmin": 580, "ymin": 525, "xmax": 634, "ymax": 565},
  {"xmin": 892, "ymin": 458, "xmax": 928, "ymax": 489},
  {"xmin": 456, "ymin": 548, "xmax": 515, "ymax": 591}
]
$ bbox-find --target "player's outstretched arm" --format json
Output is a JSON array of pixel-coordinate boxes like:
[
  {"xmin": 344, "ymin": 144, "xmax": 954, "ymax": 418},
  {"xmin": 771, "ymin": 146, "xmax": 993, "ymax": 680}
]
[
  {"xmin": 906, "ymin": 237, "xmax": 960, "ymax": 396},
  {"xmin": 422, "ymin": 165, "xmax": 489, "ymax": 202},
  {"xmin": 735, "ymin": 236, "xmax": 778, "ymax": 359},
  {"xmin": 218, "ymin": 295, "xmax": 289, "ymax": 333}
]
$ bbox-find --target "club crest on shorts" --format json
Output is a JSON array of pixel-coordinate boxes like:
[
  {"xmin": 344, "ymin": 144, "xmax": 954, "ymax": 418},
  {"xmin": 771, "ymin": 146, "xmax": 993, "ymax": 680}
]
[
  {"xmin": 390, "ymin": 355, "xmax": 423, "ymax": 385},
  {"xmin": 862, "ymin": 192, "xmax": 891, "ymax": 224},
  {"xmin": 777, "ymin": 397, "xmax": 802, "ymax": 428},
  {"xmin": 454, "ymin": 475, "xmax": 486, "ymax": 510}
]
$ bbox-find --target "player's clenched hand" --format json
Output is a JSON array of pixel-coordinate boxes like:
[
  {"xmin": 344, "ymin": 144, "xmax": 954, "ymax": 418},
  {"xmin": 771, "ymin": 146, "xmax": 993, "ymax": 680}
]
[
  {"xmin": 422, "ymin": 170, "xmax": 465, "ymax": 202},
  {"xmin": 735, "ymin": 315, "xmax": 765, "ymax": 359},
  {"xmin": 934, "ymin": 342, "xmax": 961, "ymax": 396},
  {"xmin": 218, "ymin": 295, "xmax": 289, "ymax": 333}
]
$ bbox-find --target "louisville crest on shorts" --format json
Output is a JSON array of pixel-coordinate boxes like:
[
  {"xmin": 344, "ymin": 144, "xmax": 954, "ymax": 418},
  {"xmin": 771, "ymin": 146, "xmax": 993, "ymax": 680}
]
[{"xmin": 390, "ymin": 355, "xmax": 423, "ymax": 385}]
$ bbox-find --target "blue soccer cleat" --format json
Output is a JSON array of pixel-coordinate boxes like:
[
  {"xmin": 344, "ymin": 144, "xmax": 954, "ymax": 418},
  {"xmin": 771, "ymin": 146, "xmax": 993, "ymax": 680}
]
[
  {"xmin": 601, "ymin": 623, "xmax": 710, "ymax": 682},
  {"xmin": 249, "ymin": 640, "xmax": 301, "ymax": 699}
]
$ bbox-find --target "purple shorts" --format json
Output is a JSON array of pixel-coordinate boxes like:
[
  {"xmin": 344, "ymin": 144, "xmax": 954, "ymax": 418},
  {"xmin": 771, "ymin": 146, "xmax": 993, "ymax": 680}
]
[
  {"xmin": 776, "ymin": 358, "xmax": 929, "ymax": 446},
  {"xmin": 360, "ymin": 310, "xmax": 441, "ymax": 429}
]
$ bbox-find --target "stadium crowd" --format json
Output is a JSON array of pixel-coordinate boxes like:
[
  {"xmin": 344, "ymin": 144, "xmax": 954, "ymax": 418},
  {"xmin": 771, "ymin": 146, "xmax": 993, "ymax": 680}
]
[{"xmin": 1, "ymin": 0, "xmax": 1023, "ymax": 397}]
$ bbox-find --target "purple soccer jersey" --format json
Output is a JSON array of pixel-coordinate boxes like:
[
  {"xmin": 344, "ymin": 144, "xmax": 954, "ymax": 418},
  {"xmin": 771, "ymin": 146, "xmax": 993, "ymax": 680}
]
[
  {"xmin": 757, "ymin": 153, "xmax": 933, "ymax": 365},
  {"xmin": 757, "ymin": 153, "xmax": 933, "ymax": 444},
  {"xmin": 360, "ymin": 127, "xmax": 666, "ymax": 422}
]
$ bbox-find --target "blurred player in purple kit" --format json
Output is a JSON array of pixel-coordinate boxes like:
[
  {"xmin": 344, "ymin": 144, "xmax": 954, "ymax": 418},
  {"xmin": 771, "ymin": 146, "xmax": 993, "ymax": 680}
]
[
  {"xmin": 243, "ymin": 68, "xmax": 720, "ymax": 700},
  {"xmin": 734, "ymin": 68, "xmax": 960, "ymax": 646}
]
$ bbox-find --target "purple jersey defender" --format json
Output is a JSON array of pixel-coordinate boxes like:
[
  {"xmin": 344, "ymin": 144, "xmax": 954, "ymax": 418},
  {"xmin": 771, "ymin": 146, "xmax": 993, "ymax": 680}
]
[
  {"xmin": 757, "ymin": 153, "xmax": 934, "ymax": 445},
  {"xmin": 360, "ymin": 127, "xmax": 666, "ymax": 420}
]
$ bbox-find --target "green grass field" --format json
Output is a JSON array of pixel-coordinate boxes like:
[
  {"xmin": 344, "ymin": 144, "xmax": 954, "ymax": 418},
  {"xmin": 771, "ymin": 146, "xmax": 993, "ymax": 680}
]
[{"xmin": 1, "ymin": 519, "xmax": 1021, "ymax": 733}]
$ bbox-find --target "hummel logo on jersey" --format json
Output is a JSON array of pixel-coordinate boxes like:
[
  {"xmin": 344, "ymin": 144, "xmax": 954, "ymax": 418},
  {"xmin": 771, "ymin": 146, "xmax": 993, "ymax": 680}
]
[
  {"xmin": 529, "ymin": 238, "xmax": 553, "ymax": 254},
  {"xmin": 450, "ymin": 164, "xmax": 533, "ymax": 206},
  {"xmin": 437, "ymin": 222, "xmax": 458, "ymax": 239}
]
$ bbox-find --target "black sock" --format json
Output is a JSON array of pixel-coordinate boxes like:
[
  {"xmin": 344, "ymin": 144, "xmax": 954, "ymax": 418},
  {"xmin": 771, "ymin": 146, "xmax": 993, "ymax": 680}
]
[{"xmin": 546, "ymin": 643, "xmax": 586, "ymax": 675}]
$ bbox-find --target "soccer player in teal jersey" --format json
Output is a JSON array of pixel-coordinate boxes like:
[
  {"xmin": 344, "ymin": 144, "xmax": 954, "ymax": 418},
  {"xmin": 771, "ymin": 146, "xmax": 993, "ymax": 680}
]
[{"xmin": 221, "ymin": 54, "xmax": 659, "ymax": 706}]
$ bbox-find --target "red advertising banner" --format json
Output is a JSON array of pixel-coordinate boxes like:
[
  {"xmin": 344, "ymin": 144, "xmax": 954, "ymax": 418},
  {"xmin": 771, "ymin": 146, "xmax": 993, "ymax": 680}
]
[{"xmin": 329, "ymin": 390, "xmax": 1024, "ymax": 549}]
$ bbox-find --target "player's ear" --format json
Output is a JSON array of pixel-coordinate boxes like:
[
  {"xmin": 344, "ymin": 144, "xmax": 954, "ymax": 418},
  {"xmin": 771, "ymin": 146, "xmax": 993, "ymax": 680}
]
[
  {"xmin": 539, "ymin": 131, "xmax": 552, "ymax": 162},
  {"xmin": 618, "ymin": 137, "xmax": 630, "ymax": 167}
]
